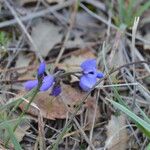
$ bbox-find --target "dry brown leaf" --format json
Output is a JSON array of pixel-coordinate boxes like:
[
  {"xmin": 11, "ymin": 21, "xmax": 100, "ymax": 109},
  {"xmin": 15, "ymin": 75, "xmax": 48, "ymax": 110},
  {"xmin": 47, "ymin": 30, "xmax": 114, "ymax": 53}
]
[
  {"xmin": 105, "ymin": 115, "xmax": 128, "ymax": 150},
  {"xmin": 61, "ymin": 49, "xmax": 96, "ymax": 82},
  {"xmin": 17, "ymin": 60, "xmax": 37, "ymax": 81},
  {"xmin": 62, "ymin": 49, "xmax": 95, "ymax": 72},
  {"xmin": 16, "ymin": 53, "xmax": 31, "ymax": 74},
  {"xmin": 31, "ymin": 20, "xmax": 63, "ymax": 57},
  {"xmin": 85, "ymin": 99, "xmax": 100, "ymax": 126},
  {"xmin": 15, "ymin": 123, "xmax": 30, "ymax": 142},
  {"xmin": 19, "ymin": 83, "xmax": 96, "ymax": 120},
  {"xmin": 76, "ymin": 12, "xmax": 97, "ymax": 27}
]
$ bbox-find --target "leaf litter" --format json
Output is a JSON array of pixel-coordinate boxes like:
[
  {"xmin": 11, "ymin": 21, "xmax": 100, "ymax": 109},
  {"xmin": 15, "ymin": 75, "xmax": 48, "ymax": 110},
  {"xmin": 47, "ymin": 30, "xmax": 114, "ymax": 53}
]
[{"xmin": 0, "ymin": 0, "xmax": 150, "ymax": 149}]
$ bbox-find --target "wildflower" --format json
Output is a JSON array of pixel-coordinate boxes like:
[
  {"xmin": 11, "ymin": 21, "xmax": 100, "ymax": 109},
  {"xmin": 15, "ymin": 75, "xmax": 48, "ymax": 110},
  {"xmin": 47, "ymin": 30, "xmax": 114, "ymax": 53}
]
[
  {"xmin": 24, "ymin": 62, "xmax": 54, "ymax": 92},
  {"xmin": 24, "ymin": 75, "xmax": 54, "ymax": 91},
  {"xmin": 37, "ymin": 61, "xmax": 45, "ymax": 76},
  {"xmin": 40, "ymin": 75, "xmax": 54, "ymax": 91},
  {"xmin": 79, "ymin": 59, "xmax": 104, "ymax": 91},
  {"xmin": 24, "ymin": 80, "xmax": 38, "ymax": 91},
  {"xmin": 51, "ymin": 85, "xmax": 61, "ymax": 96}
]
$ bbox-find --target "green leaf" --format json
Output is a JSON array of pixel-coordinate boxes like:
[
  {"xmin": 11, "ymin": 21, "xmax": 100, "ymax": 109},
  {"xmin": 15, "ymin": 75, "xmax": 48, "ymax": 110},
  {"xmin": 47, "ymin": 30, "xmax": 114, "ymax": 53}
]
[{"xmin": 110, "ymin": 100, "xmax": 150, "ymax": 138}]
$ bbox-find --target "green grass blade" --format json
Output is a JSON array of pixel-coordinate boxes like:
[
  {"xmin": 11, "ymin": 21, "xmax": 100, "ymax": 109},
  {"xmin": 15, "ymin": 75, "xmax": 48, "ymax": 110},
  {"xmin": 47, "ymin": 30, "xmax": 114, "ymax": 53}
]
[
  {"xmin": 0, "ymin": 88, "xmax": 36, "ymax": 112},
  {"xmin": 125, "ymin": 0, "xmax": 136, "ymax": 26},
  {"xmin": 136, "ymin": 104, "xmax": 150, "ymax": 124},
  {"xmin": 5, "ymin": 123, "xmax": 22, "ymax": 150},
  {"xmin": 135, "ymin": 1, "xmax": 150, "ymax": 17},
  {"xmin": 118, "ymin": 0, "xmax": 125, "ymax": 24},
  {"xmin": 110, "ymin": 100, "xmax": 150, "ymax": 138},
  {"xmin": 0, "ymin": 118, "xmax": 25, "ymax": 129}
]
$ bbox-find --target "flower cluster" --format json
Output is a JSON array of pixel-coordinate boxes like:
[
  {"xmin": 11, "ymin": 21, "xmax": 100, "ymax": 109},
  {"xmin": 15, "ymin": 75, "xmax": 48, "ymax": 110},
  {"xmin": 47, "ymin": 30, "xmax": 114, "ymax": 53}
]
[
  {"xmin": 24, "ymin": 59, "xmax": 104, "ymax": 96},
  {"xmin": 24, "ymin": 62, "xmax": 61, "ymax": 96}
]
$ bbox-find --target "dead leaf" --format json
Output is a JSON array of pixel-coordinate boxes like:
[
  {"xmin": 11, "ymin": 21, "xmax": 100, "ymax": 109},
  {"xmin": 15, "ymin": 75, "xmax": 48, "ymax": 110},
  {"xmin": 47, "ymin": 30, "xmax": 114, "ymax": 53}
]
[
  {"xmin": 76, "ymin": 12, "xmax": 97, "ymax": 28},
  {"xmin": 16, "ymin": 53, "xmax": 31, "ymax": 74},
  {"xmin": 61, "ymin": 49, "xmax": 96, "ymax": 82},
  {"xmin": 62, "ymin": 49, "xmax": 95, "ymax": 71},
  {"xmin": 105, "ymin": 115, "xmax": 128, "ymax": 150},
  {"xmin": 31, "ymin": 20, "xmax": 63, "ymax": 57},
  {"xmin": 85, "ymin": 99, "xmax": 100, "ymax": 126},
  {"xmin": 19, "ymin": 83, "xmax": 96, "ymax": 120},
  {"xmin": 15, "ymin": 122, "xmax": 30, "ymax": 142}
]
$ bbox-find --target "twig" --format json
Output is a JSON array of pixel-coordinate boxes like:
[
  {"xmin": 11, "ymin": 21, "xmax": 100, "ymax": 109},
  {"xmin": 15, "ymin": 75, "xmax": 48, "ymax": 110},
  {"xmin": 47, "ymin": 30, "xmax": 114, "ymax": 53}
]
[
  {"xmin": 87, "ymin": 90, "xmax": 99, "ymax": 150},
  {"xmin": 0, "ymin": 0, "xmax": 75, "ymax": 28},
  {"xmin": 38, "ymin": 112, "xmax": 45, "ymax": 150},
  {"xmin": 127, "ymin": 39, "xmax": 150, "ymax": 73},
  {"xmin": 96, "ymin": 82, "xmax": 139, "ymax": 88},
  {"xmin": 131, "ymin": 17, "xmax": 139, "ymax": 109},
  {"xmin": 73, "ymin": 118, "xmax": 96, "ymax": 150},
  {"xmin": 4, "ymin": 0, "xmax": 43, "ymax": 62},
  {"xmin": 5, "ymin": 76, "xmax": 43, "ymax": 146},
  {"xmin": 54, "ymin": 0, "xmax": 77, "ymax": 66}
]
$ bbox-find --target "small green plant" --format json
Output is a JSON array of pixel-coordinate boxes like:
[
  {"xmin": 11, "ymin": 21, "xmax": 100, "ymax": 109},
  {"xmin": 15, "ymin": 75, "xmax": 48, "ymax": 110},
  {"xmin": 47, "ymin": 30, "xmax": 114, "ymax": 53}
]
[
  {"xmin": 112, "ymin": 0, "xmax": 150, "ymax": 28},
  {"xmin": 0, "ymin": 110, "xmax": 22, "ymax": 149},
  {"xmin": 0, "ymin": 31, "xmax": 9, "ymax": 48},
  {"xmin": 110, "ymin": 99, "xmax": 150, "ymax": 138}
]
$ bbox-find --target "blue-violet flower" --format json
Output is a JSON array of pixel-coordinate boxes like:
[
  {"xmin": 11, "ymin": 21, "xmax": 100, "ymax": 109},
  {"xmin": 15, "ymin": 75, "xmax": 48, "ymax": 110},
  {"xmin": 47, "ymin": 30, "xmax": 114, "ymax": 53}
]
[
  {"xmin": 24, "ymin": 75, "xmax": 54, "ymax": 92},
  {"xmin": 24, "ymin": 62, "xmax": 54, "ymax": 92},
  {"xmin": 79, "ymin": 59, "xmax": 104, "ymax": 91},
  {"xmin": 37, "ymin": 61, "xmax": 45, "ymax": 76},
  {"xmin": 51, "ymin": 85, "xmax": 61, "ymax": 96}
]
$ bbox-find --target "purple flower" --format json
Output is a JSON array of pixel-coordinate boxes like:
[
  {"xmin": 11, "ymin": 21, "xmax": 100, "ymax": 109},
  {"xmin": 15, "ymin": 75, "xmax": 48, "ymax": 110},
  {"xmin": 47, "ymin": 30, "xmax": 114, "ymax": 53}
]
[
  {"xmin": 80, "ymin": 59, "xmax": 97, "ymax": 74},
  {"xmin": 24, "ymin": 75, "xmax": 54, "ymax": 91},
  {"xmin": 38, "ymin": 61, "xmax": 46, "ymax": 76},
  {"xmin": 79, "ymin": 59, "xmax": 104, "ymax": 91},
  {"xmin": 24, "ymin": 80, "xmax": 38, "ymax": 91},
  {"xmin": 40, "ymin": 75, "xmax": 54, "ymax": 91},
  {"xmin": 24, "ymin": 62, "xmax": 55, "ymax": 91},
  {"xmin": 51, "ymin": 85, "xmax": 61, "ymax": 96}
]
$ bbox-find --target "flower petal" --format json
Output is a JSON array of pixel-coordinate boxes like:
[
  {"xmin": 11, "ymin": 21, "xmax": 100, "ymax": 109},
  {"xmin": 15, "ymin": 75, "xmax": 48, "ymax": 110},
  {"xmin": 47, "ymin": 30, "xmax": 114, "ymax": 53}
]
[
  {"xmin": 80, "ymin": 59, "xmax": 97, "ymax": 74},
  {"xmin": 38, "ymin": 61, "xmax": 46, "ymax": 76},
  {"xmin": 40, "ymin": 75, "xmax": 54, "ymax": 91},
  {"xmin": 79, "ymin": 75, "xmax": 97, "ymax": 91},
  {"xmin": 24, "ymin": 80, "xmax": 38, "ymax": 90},
  {"xmin": 51, "ymin": 86, "xmax": 61, "ymax": 96},
  {"xmin": 96, "ymin": 72, "xmax": 104, "ymax": 78}
]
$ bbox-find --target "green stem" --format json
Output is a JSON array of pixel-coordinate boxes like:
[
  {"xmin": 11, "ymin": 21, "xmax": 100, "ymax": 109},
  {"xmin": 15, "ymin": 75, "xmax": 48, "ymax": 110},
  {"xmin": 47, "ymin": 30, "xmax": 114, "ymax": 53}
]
[{"xmin": 5, "ymin": 77, "xmax": 43, "ymax": 147}]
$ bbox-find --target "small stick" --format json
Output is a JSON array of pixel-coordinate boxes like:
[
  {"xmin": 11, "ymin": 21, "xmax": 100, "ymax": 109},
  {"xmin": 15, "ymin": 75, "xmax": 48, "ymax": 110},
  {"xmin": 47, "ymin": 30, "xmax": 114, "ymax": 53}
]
[
  {"xmin": 0, "ymin": 0, "xmax": 75, "ymax": 28},
  {"xmin": 54, "ymin": 0, "xmax": 78, "ymax": 66}
]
